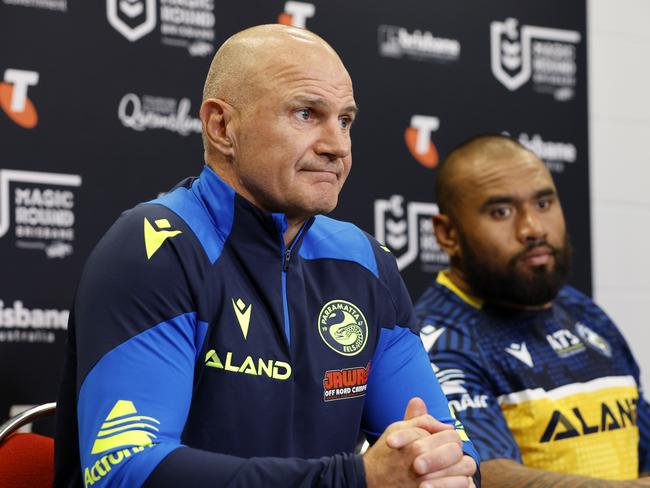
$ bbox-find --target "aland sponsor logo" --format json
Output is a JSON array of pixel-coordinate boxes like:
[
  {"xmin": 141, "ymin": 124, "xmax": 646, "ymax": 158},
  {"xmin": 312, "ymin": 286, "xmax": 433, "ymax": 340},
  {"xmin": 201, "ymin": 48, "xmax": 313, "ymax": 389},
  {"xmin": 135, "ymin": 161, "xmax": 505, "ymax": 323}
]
[
  {"xmin": 0, "ymin": 69, "xmax": 39, "ymax": 129},
  {"xmin": 106, "ymin": 0, "xmax": 215, "ymax": 57},
  {"xmin": 204, "ymin": 349, "xmax": 292, "ymax": 380},
  {"xmin": 118, "ymin": 93, "xmax": 201, "ymax": 136},
  {"xmin": 378, "ymin": 25, "xmax": 460, "ymax": 63},
  {"xmin": 0, "ymin": 169, "xmax": 81, "ymax": 258},
  {"xmin": 318, "ymin": 300, "xmax": 367, "ymax": 356},
  {"xmin": 278, "ymin": 1, "xmax": 315, "ymax": 29},
  {"xmin": 515, "ymin": 132, "xmax": 577, "ymax": 174},
  {"xmin": 375, "ymin": 195, "xmax": 448, "ymax": 272},
  {"xmin": 0, "ymin": 299, "xmax": 68, "ymax": 343},
  {"xmin": 84, "ymin": 400, "xmax": 158, "ymax": 487},
  {"xmin": 323, "ymin": 363, "xmax": 370, "ymax": 402},
  {"xmin": 491, "ymin": 17, "xmax": 581, "ymax": 101}
]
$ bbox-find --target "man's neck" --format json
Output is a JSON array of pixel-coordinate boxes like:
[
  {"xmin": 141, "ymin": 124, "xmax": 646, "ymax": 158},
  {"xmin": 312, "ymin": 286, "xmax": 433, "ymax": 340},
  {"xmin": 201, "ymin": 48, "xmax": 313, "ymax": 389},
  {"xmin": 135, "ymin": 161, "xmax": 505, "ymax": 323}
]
[{"xmin": 284, "ymin": 217, "xmax": 307, "ymax": 248}]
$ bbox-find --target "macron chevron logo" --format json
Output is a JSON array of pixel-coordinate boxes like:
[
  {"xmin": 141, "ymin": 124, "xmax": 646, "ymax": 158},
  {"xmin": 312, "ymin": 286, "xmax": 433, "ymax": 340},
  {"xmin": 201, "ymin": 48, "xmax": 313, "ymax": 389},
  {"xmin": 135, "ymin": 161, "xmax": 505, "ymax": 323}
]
[
  {"xmin": 91, "ymin": 400, "xmax": 160, "ymax": 455},
  {"xmin": 505, "ymin": 342, "xmax": 534, "ymax": 368},
  {"xmin": 232, "ymin": 298, "xmax": 252, "ymax": 340}
]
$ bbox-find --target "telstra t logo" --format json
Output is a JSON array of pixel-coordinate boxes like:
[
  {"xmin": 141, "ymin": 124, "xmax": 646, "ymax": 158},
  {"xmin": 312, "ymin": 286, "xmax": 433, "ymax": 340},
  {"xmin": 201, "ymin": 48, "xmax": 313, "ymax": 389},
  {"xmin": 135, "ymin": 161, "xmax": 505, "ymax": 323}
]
[
  {"xmin": 278, "ymin": 1, "xmax": 315, "ymax": 29},
  {"xmin": 0, "ymin": 69, "xmax": 39, "ymax": 129},
  {"xmin": 404, "ymin": 115, "xmax": 439, "ymax": 168}
]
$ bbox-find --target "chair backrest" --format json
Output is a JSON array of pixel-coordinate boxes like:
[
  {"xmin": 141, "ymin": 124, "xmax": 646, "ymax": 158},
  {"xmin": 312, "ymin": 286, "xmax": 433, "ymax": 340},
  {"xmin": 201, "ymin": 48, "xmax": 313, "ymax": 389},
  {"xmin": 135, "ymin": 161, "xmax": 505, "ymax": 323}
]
[{"xmin": 0, "ymin": 403, "xmax": 56, "ymax": 488}]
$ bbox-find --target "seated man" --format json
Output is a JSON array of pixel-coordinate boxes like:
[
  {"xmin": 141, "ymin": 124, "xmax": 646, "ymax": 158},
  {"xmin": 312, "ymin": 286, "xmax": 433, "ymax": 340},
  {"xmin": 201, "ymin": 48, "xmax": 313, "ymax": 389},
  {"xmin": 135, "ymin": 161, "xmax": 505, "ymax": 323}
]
[
  {"xmin": 415, "ymin": 134, "xmax": 650, "ymax": 486},
  {"xmin": 54, "ymin": 24, "xmax": 479, "ymax": 487}
]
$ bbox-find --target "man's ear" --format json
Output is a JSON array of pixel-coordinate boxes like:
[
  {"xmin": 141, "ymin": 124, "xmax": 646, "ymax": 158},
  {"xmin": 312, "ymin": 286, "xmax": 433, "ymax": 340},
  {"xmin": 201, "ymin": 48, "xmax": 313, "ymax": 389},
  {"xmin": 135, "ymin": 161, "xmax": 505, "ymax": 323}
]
[
  {"xmin": 200, "ymin": 98, "xmax": 235, "ymax": 159},
  {"xmin": 433, "ymin": 213, "xmax": 461, "ymax": 259}
]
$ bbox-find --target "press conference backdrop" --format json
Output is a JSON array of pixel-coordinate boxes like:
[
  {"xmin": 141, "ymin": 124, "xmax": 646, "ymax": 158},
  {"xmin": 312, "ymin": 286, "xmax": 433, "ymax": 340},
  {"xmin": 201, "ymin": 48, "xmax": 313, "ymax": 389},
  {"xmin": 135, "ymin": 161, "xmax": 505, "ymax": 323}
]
[{"xmin": 0, "ymin": 0, "xmax": 589, "ymax": 423}]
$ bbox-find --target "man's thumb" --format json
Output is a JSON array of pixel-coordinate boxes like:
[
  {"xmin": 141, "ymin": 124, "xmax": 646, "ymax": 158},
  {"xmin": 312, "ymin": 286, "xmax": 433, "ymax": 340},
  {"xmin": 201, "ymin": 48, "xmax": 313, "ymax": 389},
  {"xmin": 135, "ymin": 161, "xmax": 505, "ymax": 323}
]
[{"xmin": 403, "ymin": 397, "xmax": 428, "ymax": 420}]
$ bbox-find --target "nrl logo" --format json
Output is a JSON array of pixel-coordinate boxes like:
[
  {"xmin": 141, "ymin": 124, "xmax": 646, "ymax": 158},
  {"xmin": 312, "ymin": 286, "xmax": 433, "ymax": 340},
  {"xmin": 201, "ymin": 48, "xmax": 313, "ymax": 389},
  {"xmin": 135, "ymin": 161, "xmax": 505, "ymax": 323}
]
[
  {"xmin": 107, "ymin": 0, "xmax": 157, "ymax": 42},
  {"xmin": 374, "ymin": 195, "xmax": 447, "ymax": 271},
  {"xmin": 490, "ymin": 17, "xmax": 581, "ymax": 92}
]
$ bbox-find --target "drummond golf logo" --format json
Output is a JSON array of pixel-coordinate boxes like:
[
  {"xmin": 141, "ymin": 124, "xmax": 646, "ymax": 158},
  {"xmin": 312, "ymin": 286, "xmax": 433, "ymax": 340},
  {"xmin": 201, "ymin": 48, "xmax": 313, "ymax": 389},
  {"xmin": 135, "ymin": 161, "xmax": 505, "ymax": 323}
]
[
  {"xmin": 491, "ymin": 17, "xmax": 581, "ymax": 100},
  {"xmin": 318, "ymin": 300, "xmax": 367, "ymax": 356}
]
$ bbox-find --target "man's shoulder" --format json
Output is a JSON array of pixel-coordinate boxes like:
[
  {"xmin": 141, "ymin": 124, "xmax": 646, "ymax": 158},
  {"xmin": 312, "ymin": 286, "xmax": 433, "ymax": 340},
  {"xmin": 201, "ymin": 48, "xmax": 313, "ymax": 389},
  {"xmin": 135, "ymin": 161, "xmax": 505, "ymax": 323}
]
[
  {"xmin": 415, "ymin": 276, "xmax": 481, "ymax": 326},
  {"xmin": 301, "ymin": 214, "xmax": 397, "ymax": 280}
]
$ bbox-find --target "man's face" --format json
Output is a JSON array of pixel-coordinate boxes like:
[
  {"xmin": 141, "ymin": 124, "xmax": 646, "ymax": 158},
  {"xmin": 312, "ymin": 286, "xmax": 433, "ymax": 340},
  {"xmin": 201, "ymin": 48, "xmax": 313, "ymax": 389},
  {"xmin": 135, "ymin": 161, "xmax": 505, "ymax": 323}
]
[
  {"xmin": 452, "ymin": 152, "xmax": 571, "ymax": 306},
  {"xmin": 227, "ymin": 46, "xmax": 357, "ymax": 220}
]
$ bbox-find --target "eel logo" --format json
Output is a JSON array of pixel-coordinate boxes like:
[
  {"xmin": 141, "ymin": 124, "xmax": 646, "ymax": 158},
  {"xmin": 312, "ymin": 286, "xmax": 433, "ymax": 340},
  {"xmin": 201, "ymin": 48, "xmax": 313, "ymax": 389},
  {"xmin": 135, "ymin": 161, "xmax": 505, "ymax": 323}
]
[
  {"xmin": 318, "ymin": 300, "xmax": 368, "ymax": 356},
  {"xmin": 575, "ymin": 322, "xmax": 612, "ymax": 358},
  {"xmin": 144, "ymin": 217, "xmax": 181, "ymax": 259}
]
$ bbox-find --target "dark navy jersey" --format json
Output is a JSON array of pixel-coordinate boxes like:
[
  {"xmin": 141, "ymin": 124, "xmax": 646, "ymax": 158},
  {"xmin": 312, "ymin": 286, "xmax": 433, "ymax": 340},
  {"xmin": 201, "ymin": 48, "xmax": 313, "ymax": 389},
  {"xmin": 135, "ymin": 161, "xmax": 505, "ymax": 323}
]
[
  {"xmin": 54, "ymin": 167, "xmax": 479, "ymax": 488},
  {"xmin": 415, "ymin": 271, "xmax": 650, "ymax": 480}
]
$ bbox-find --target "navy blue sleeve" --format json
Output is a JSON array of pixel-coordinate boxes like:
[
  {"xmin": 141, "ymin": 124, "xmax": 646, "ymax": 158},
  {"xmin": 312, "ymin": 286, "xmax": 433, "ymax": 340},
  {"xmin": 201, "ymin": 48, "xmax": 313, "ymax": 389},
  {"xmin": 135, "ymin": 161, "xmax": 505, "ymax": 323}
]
[
  {"xmin": 362, "ymin": 248, "xmax": 480, "ymax": 470},
  {"xmin": 74, "ymin": 205, "xmax": 365, "ymax": 488},
  {"xmin": 417, "ymin": 313, "xmax": 521, "ymax": 464}
]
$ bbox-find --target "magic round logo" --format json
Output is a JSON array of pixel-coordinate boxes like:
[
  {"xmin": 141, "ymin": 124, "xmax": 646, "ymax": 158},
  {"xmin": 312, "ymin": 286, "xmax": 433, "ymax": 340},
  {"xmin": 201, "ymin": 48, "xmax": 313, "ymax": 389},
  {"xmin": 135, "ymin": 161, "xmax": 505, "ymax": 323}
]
[{"xmin": 318, "ymin": 300, "xmax": 368, "ymax": 356}]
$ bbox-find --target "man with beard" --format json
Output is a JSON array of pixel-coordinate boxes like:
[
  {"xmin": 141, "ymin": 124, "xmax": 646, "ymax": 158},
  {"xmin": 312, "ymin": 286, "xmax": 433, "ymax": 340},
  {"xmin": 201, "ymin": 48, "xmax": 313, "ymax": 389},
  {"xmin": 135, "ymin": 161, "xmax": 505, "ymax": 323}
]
[{"xmin": 414, "ymin": 134, "xmax": 650, "ymax": 486}]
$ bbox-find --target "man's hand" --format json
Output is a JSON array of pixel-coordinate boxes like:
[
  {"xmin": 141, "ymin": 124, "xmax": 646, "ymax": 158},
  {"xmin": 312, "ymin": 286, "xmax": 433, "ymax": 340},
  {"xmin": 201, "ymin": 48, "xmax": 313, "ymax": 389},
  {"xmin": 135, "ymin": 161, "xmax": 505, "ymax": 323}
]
[{"xmin": 363, "ymin": 397, "xmax": 476, "ymax": 488}]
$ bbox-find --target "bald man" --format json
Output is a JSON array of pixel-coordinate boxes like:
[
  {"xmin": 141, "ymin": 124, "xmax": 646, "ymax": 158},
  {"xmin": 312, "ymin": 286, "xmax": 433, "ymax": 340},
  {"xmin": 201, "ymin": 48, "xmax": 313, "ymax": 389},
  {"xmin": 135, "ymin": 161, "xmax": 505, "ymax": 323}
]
[
  {"xmin": 414, "ymin": 134, "xmax": 650, "ymax": 486},
  {"xmin": 54, "ymin": 25, "xmax": 479, "ymax": 487}
]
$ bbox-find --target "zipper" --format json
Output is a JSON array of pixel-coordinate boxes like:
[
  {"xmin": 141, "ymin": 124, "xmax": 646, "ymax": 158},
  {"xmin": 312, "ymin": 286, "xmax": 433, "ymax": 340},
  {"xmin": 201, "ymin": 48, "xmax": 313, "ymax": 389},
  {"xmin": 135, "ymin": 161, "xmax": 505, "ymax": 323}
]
[{"xmin": 280, "ymin": 223, "xmax": 308, "ymax": 347}]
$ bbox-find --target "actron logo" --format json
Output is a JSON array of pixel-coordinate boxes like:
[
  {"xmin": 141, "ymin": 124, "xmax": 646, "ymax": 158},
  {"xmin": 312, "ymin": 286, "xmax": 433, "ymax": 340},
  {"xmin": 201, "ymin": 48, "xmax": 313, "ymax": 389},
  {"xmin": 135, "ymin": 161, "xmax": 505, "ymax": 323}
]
[
  {"xmin": 404, "ymin": 115, "xmax": 439, "ymax": 168},
  {"xmin": 278, "ymin": 1, "xmax": 315, "ymax": 28},
  {"xmin": 0, "ymin": 69, "xmax": 39, "ymax": 129}
]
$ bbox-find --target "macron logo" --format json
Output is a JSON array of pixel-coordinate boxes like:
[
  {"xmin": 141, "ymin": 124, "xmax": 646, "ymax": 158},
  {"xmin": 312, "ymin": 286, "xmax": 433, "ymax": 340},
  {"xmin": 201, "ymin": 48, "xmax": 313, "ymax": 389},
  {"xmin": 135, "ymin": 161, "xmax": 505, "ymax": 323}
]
[
  {"xmin": 232, "ymin": 298, "xmax": 252, "ymax": 339},
  {"xmin": 505, "ymin": 342, "xmax": 534, "ymax": 368},
  {"xmin": 404, "ymin": 115, "xmax": 439, "ymax": 168}
]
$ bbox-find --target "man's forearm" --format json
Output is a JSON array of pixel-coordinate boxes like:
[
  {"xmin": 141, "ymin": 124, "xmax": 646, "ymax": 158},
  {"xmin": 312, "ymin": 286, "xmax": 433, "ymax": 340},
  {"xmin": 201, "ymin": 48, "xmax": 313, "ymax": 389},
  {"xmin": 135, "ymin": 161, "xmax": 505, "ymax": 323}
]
[{"xmin": 482, "ymin": 459, "xmax": 650, "ymax": 488}]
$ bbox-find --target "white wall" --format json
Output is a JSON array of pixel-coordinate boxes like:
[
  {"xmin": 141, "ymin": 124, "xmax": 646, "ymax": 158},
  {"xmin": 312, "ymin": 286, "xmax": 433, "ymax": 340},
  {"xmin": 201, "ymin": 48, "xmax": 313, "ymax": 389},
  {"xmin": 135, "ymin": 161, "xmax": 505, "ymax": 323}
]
[{"xmin": 589, "ymin": 0, "xmax": 650, "ymax": 391}]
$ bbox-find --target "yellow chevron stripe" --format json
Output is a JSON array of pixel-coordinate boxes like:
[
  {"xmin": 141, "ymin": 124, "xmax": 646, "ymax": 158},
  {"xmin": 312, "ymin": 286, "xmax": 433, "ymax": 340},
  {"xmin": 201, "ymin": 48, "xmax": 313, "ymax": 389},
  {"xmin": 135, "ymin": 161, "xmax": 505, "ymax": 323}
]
[
  {"xmin": 91, "ymin": 430, "xmax": 157, "ymax": 455},
  {"xmin": 98, "ymin": 422, "xmax": 160, "ymax": 437},
  {"xmin": 101, "ymin": 415, "xmax": 160, "ymax": 429}
]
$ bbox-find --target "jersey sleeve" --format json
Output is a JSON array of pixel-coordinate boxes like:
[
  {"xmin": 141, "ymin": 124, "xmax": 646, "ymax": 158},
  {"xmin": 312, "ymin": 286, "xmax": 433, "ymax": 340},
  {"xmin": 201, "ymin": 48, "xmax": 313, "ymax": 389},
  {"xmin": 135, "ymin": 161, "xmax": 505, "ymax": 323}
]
[
  {"xmin": 416, "ymin": 306, "xmax": 522, "ymax": 464},
  {"xmin": 361, "ymin": 248, "xmax": 481, "ymax": 470},
  {"xmin": 73, "ymin": 204, "xmax": 364, "ymax": 488}
]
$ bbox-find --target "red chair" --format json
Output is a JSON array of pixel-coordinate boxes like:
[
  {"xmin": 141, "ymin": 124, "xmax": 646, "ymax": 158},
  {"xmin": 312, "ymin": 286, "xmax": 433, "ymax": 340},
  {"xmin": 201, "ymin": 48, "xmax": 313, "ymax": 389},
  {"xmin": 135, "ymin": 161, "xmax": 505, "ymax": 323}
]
[{"xmin": 0, "ymin": 403, "xmax": 56, "ymax": 488}]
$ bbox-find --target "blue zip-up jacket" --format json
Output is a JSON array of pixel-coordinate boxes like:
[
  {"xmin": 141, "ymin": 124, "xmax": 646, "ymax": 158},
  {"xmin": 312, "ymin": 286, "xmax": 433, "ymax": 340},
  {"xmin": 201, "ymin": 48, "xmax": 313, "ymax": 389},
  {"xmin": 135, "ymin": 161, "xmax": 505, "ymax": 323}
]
[{"xmin": 54, "ymin": 165, "xmax": 479, "ymax": 487}]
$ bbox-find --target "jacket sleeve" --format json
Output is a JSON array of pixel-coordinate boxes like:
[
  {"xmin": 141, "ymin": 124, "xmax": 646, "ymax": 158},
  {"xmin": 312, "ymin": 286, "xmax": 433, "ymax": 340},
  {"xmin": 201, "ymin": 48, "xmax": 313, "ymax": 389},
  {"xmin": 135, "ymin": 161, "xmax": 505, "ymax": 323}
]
[
  {"xmin": 74, "ymin": 204, "xmax": 365, "ymax": 488},
  {"xmin": 361, "ymin": 249, "xmax": 481, "ymax": 473}
]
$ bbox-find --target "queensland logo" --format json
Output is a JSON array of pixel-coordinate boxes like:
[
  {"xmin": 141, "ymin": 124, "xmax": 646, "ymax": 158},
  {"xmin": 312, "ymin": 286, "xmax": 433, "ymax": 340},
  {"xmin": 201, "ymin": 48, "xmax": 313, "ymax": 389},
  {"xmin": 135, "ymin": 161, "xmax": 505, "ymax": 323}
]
[
  {"xmin": 118, "ymin": 93, "xmax": 201, "ymax": 136},
  {"xmin": 318, "ymin": 300, "xmax": 367, "ymax": 356},
  {"xmin": 0, "ymin": 169, "xmax": 81, "ymax": 258},
  {"xmin": 575, "ymin": 322, "xmax": 612, "ymax": 358},
  {"xmin": 378, "ymin": 25, "xmax": 460, "ymax": 63},
  {"xmin": 0, "ymin": 69, "xmax": 39, "ymax": 129},
  {"xmin": 375, "ymin": 195, "xmax": 448, "ymax": 272},
  {"xmin": 323, "ymin": 363, "xmax": 370, "ymax": 401},
  {"xmin": 405, "ymin": 115, "xmax": 439, "ymax": 169},
  {"xmin": 278, "ymin": 1, "xmax": 315, "ymax": 28},
  {"xmin": 491, "ymin": 17, "xmax": 581, "ymax": 100}
]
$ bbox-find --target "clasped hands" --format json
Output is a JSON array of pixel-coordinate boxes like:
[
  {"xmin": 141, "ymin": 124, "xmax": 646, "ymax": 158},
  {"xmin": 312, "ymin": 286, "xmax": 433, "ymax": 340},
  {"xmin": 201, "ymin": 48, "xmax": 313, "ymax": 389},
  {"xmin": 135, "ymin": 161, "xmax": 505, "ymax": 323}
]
[{"xmin": 363, "ymin": 397, "xmax": 477, "ymax": 488}]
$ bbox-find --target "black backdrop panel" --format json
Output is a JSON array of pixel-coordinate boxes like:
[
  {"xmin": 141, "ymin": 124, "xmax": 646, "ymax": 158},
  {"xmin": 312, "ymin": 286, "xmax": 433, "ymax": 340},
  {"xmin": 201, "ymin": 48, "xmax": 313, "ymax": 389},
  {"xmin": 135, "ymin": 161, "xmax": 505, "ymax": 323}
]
[{"xmin": 0, "ymin": 0, "xmax": 589, "ymax": 423}]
